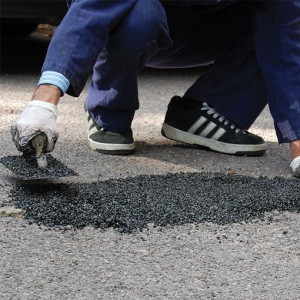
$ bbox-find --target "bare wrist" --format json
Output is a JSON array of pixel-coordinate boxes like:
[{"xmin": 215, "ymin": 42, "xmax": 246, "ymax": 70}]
[{"xmin": 31, "ymin": 84, "xmax": 61, "ymax": 105}]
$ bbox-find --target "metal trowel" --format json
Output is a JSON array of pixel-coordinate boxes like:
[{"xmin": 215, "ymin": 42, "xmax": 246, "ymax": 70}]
[{"xmin": 1, "ymin": 134, "xmax": 77, "ymax": 180}]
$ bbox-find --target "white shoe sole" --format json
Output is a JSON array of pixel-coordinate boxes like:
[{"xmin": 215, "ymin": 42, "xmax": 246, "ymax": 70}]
[
  {"xmin": 88, "ymin": 136, "xmax": 135, "ymax": 155},
  {"xmin": 162, "ymin": 123, "xmax": 266, "ymax": 155}
]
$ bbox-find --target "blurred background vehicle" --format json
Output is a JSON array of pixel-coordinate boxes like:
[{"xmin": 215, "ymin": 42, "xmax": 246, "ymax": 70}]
[{"xmin": 1, "ymin": 0, "xmax": 67, "ymax": 37}]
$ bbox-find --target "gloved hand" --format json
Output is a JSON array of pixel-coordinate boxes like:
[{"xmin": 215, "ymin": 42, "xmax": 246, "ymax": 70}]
[
  {"xmin": 11, "ymin": 100, "xmax": 59, "ymax": 153},
  {"xmin": 290, "ymin": 156, "xmax": 300, "ymax": 178}
]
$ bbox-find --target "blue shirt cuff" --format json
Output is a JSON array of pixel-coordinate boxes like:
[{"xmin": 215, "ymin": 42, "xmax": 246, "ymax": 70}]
[{"xmin": 38, "ymin": 71, "xmax": 70, "ymax": 96}]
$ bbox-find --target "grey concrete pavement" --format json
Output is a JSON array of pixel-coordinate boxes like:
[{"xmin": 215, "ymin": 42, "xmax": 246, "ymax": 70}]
[{"xmin": 0, "ymin": 33, "xmax": 299, "ymax": 299}]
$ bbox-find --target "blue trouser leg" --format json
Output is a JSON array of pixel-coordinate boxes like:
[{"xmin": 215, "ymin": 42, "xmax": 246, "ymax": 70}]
[
  {"xmin": 85, "ymin": 0, "xmax": 171, "ymax": 133},
  {"xmin": 148, "ymin": 2, "xmax": 267, "ymax": 130},
  {"xmin": 253, "ymin": 0, "xmax": 300, "ymax": 143},
  {"xmin": 152, "ymin": 1, "xmax": 300, "ymax": 142},
  {"xmin": 183, "ymin": 35, "xmax": 267, "ymax": 130}
]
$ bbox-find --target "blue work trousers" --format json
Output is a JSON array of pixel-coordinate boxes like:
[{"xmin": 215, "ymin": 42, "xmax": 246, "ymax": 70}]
[{"xmin": 42, "ymin": 0, "xmax": 300, "ymax": 143}]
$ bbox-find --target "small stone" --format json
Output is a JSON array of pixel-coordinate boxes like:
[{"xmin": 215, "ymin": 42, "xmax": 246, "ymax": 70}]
[{"xmin": 0, "ymin": 206, "xmax": 23, "ymax": 218}]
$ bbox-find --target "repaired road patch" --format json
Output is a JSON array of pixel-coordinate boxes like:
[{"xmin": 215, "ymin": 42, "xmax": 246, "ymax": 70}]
[{"xmin": 10, "ymin": 173, "xmax": 300, "ymax": 233}]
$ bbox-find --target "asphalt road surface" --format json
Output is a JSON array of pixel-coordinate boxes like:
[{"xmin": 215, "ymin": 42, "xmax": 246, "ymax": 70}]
[{"xmin": 1, "ymin": 32, "xmax": 299, "ymax": 300}]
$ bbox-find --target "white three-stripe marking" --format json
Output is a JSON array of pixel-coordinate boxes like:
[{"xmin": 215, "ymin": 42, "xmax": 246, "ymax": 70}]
[
  {"xmin": 211, "ymin": 128, "xmax": 226, "ymax": 140},
  {"xmin": 187, "ymin": 116, "xmax": 207, "ymax": 133},
  {"xmin": 187, "ymin": 116, "xmax": 226, "ymax": 141},
  {"xmin": 200, "ymin": 122, "xmax": 217, "ymax": 137}
]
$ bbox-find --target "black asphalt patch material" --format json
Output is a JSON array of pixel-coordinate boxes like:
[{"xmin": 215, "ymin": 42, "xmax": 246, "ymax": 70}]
[
  {"xmin": 1, "ymin": 155, "xmax": 77, "ymax": 179},
  {"xmin": 11, "ymin": 173, "xmax": 300, "ymax": 233}
]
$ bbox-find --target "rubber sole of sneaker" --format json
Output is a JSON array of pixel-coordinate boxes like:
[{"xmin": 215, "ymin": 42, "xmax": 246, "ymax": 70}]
[
  {"xmin": 88, "ymin": 137, "xmax": 135, "ymax": 155},
  {"xmin": 161, "ymin": 123, "xmax": 266, "ymax": 156}
]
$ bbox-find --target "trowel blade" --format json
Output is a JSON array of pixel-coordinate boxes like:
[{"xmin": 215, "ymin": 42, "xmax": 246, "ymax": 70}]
[{"xmin": 0, "ymin": 154, "xmax": 77, "ymax": 180}]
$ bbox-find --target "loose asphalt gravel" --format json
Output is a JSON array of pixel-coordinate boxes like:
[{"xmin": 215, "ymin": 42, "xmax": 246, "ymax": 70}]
[
  {"xmin": 1, "ymin": 154, "xmax": 78, "ymax": 179},
  {"xmin": 10, "ymin": 173, "xmax": 300, "ymax": 233}
]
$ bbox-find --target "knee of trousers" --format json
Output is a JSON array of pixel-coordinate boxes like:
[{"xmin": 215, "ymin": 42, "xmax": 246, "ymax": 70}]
[{"xmin": 109, "ymin": 0, "xmax": 171, "ymax": 56}]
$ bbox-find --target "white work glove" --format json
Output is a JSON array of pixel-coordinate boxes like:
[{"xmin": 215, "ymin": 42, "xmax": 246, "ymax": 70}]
[
  {"xmin": 11, "ymin": 100, "xmax": 59, "ymax": 153},
  {"xmin": 290, "ymin": 156, "xmax": 300, "ymax": 178}
]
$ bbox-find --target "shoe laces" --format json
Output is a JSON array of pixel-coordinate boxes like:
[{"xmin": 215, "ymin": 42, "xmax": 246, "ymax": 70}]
[{"xmin": 201, "ymin": 102, "xmax": 242, "ymax": 134}]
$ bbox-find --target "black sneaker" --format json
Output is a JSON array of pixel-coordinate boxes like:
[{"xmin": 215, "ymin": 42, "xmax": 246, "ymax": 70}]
[
  {"xmin": 161, "ymin": 96, "xmax": 266, "ymax": 156},
  {"xmin": 85, "ymin": 108, "xmax": 135, "ymax": 155}
]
